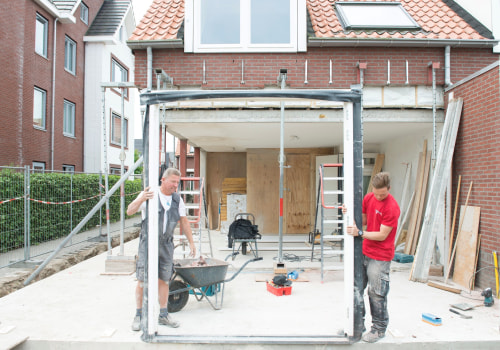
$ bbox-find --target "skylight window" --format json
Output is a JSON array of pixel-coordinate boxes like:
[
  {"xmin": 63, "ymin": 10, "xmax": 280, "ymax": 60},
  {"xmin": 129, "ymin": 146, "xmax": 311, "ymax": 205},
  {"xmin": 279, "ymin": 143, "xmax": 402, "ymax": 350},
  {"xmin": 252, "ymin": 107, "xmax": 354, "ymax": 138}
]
[{"xmin": 335, "ymin": 2, "xmax": 420, "ymax": 31}]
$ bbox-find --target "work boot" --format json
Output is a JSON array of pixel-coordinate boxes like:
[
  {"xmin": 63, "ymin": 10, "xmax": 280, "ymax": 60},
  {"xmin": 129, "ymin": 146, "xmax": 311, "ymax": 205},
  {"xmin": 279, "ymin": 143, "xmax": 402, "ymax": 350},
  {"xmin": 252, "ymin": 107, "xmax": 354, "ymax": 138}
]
[
  {"xmin": 362, "ymin": 329, "xmax": 385, "ymax": 343},
  {"xmin": 158, "ymin": 314, "xmax": 180, "ymax": 328},
  {"xmin": 131, "ymin": 315, "xmax": 141, "ymax": 331}
]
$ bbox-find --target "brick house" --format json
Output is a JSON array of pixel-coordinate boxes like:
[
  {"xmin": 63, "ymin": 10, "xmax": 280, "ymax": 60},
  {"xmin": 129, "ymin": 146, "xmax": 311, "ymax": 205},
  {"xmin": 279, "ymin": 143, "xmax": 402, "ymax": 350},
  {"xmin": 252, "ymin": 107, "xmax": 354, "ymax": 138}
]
[
  {"xmin": 0, "ymin": 0, "xmax": 136, "ymax": 174},
  {"xmin": 127, "ymin": 0, "xmax": 499, "ymax": 287}
]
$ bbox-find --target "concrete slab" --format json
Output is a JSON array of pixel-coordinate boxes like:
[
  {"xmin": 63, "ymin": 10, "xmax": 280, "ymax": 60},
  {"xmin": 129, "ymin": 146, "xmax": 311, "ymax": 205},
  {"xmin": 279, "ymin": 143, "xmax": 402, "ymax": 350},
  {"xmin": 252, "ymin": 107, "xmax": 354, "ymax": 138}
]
[{"xmin": 1, "ymin": 230, "xmax": 499, "ymax": 350}]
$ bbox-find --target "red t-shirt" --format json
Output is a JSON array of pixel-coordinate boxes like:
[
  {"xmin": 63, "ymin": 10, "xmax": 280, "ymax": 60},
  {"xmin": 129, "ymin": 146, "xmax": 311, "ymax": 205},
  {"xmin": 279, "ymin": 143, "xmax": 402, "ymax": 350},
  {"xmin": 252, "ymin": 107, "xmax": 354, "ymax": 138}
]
[{"xmin": 362, "ymin": 192, "xmax": 400, "ymax": 261}]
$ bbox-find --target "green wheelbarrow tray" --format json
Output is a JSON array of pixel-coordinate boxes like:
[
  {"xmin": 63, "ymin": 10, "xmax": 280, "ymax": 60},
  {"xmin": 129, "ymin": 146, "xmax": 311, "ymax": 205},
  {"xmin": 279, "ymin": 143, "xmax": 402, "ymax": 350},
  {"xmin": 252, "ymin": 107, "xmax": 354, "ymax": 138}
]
[{"xmin": 168, "ymin": 255, "xmax": 262, "ymax": 312}]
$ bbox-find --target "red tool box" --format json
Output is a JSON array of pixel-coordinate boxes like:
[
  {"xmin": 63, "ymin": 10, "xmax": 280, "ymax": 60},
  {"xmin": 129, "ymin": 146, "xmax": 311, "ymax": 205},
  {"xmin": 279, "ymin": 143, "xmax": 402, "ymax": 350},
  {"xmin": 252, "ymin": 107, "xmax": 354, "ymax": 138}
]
[{"xmin": 266, "ymin": 281, "xmax": 292, "ymax": 296}]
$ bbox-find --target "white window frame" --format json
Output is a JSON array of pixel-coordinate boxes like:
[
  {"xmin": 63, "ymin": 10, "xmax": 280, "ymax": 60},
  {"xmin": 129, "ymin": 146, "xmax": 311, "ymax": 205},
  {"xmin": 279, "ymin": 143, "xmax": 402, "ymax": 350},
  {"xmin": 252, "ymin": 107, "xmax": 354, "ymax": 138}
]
[
  {"xmin": 111, "ymin": 58, "xmax": 129, "ymax": 98},
  {"xmin": 63, "ymin": 99, "xmax": 76, "ymax": 137},
  {"xmin": 63, "ymin": 164, "xmax": 75, "ymax": 173},
  {"xmin": 110, "ymin": 111, "xmax": 128, "ymax": 148},
  {"xmin": 35, "ymin": 14, "xmax": 48, "ymax": 57},
  {"xmin": 65, "ymin": 36, "xmax": 77, "ymax": 75},
  {"xmin": 80, "ymin": 2, "xmax": 89, "ymax": 24},
  {"xmin": 187, "ymin": 0, "xmax": 306, "ymax": 53},
  {"xmin": 33, "ymin": 87, "xmax": 47, "ymax": 129},
  {"xmin": 32, "ymin": 161, "xmax": 46, "ymax": 173}
]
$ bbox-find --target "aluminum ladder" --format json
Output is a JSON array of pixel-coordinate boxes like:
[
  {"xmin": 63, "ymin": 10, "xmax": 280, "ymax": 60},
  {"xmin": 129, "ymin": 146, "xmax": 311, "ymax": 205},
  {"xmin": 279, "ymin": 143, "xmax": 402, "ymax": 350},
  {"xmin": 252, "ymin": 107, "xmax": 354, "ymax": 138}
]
[
  {"xmin": 311, "ymin": 163, "xmax": 345, "ymax": 281},
  {"xmin": 176, "ymin": 177, "xmax": 213, "ymax": 257}
]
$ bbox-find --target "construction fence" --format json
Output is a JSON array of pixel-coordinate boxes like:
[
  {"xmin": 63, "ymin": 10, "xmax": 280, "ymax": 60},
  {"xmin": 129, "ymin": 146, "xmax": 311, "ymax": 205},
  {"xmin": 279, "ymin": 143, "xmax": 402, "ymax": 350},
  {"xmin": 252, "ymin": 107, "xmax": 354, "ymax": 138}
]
[{"xmin": 0, "ymin": 166, "xmax": 142, "ymax": 268}]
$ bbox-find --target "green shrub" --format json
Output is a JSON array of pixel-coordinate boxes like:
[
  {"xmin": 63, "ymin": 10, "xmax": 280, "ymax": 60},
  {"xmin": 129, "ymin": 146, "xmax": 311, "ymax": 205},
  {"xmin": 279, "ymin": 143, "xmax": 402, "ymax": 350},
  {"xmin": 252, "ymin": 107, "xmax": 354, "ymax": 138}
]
[{"xmin": 0, "ymin": 170, "xmax": 142, "ymax": 253}]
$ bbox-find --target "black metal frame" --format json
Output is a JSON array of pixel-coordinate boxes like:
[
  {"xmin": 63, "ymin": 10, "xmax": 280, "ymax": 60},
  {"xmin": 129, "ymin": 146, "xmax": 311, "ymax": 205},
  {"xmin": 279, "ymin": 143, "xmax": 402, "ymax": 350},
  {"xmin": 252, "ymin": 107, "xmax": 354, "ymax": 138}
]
[{"xmin": 140, "ymin": 87, "xmax": 364, "ymax": 344}]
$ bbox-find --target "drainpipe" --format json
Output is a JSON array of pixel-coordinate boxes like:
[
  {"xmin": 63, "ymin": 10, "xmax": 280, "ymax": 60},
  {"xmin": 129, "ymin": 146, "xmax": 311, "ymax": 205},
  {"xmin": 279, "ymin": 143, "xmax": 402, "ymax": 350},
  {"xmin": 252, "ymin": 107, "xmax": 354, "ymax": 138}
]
[
  {"xmin": 445, "ymin": 46, "xmax": 452, "ymax": 86},
  {"xmin": 147, "ymin": 47, "xmax": 153, "ymax": 91},
  {"xmin": 50, "ymin": 18, "xmax": 59, "ymax": 170}
]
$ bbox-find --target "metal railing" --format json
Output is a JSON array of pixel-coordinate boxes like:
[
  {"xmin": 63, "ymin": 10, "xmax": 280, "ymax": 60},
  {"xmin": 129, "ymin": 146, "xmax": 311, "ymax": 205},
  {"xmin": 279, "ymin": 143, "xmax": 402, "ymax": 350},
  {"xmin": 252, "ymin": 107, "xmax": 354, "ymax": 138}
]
[{"xmin": 0, "ymin": 165, "xmax": 142, "ymax": 268}]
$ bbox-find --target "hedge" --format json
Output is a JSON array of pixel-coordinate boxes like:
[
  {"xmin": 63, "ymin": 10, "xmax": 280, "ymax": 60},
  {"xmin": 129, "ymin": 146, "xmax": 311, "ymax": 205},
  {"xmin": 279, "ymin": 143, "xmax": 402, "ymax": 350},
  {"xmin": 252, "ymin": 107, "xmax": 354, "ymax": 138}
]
[{"xmin": 0, "ymin": 170, "xmax": 142, "ymax": 253}]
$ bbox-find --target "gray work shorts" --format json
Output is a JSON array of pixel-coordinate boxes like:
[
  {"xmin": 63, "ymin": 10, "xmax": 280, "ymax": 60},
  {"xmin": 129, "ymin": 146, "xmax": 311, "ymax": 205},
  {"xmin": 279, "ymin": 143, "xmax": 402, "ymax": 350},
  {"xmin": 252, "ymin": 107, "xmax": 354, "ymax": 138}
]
[{"xmin": 136, "ymin": 221, "xmax": 175, "ymax": 283}]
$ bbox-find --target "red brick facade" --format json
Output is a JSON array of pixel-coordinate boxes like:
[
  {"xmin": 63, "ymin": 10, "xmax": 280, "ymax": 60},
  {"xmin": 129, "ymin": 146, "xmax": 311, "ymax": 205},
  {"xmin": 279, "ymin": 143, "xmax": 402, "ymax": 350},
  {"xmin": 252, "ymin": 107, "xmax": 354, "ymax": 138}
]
[
  {"xmin": 133, "ymin": 47, "xmax": 498, "ymax": 90},
  {"xmin": 0, "ymin": 0, "xmax": 104, "ymax": 171},
  {"xmin": 448, "ymin": 62, "xmax": 500, "ymax": 289}
]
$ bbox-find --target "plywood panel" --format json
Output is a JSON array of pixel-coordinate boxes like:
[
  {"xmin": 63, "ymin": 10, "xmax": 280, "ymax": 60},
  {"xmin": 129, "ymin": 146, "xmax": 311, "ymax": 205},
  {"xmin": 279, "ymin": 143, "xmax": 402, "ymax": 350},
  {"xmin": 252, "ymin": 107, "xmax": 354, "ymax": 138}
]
[
  {"xmin": 246, "ymin": 150, "xmax": 280, "ymax": 233},
  {"xmin": 206, "ymin": 152, "xmax": 246, "ymax": 229},
  {"xmin": 285, "ymin": 154, "xmax": 311, "ymax": 234},
  {"xmin": 452, "ymin": 205, "xmax": 480, "ymax": 290}
]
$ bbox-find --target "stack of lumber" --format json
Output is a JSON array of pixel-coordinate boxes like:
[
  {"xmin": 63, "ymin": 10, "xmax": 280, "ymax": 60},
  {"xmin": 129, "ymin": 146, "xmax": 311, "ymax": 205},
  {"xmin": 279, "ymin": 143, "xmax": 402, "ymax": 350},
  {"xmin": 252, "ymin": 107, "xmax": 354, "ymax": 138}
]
[
  {"xmin": 404, "ymin": 140, "xmax": 431, "ymax": 255},
  {"xmin": 220, "ymin": 178, "xmax": 246, "ymax": 221}
]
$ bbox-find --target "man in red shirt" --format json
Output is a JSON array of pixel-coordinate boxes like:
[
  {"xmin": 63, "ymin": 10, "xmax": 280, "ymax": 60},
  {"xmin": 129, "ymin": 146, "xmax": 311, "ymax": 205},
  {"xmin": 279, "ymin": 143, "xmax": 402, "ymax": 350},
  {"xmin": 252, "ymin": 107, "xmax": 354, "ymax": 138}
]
[{"xmin": 345, "ymin": 172, "xmax": 400, "ymax": 343}]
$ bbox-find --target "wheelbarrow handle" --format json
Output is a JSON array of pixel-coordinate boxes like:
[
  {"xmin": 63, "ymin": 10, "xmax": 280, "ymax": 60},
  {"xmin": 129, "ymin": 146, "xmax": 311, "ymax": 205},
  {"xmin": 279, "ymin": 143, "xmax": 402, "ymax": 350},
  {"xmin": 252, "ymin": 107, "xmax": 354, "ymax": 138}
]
[{"xmin": 223, "ymin": 257, "xmax": 263, "ymax": 283}]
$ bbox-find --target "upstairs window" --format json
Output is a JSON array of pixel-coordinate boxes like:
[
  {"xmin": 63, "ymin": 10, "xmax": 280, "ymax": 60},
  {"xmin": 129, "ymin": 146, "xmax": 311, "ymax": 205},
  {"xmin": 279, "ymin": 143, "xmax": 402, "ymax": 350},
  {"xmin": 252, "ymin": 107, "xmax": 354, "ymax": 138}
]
[
  {"xmin": 63, "ymin": 99, "xmax": 75, "ymax": 137},
  {"xmin": 80, "ymin": 2, "xmax": 89, "ymax": 25},
  {"xmin": 335, "ymin": 2, "xmax": 420, "ymax": 31},
  {"xmin": 35, "ymin": 14, "xmax": 48, "ymax": 57},
  {"xmin": 65, "ymin": 36, "xmax": 77, "ymax": 75},
  {"xmin": 188, "ymin": 0, "xmax": 306, "ymax": 53},
  {"xmin": 111, "ymin": 112, "xmax": 128, "ymax": 148},
  {"xmin": 33, "ymin": 87, "xmax": 46, "ymax": 129},
  {"xmin": 111, "ymin": 58, "xmax": 129, "ymax": 98}
]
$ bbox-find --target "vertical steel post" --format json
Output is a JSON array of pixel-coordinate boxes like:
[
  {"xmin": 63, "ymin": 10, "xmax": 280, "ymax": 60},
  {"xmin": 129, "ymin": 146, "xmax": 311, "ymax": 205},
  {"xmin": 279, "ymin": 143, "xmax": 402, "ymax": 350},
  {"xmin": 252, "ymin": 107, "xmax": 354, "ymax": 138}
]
[
  {"xmin": 101, "ymin": 87, "xmax": 111, "ymax": 253},
  {"xmin": 119, "ymin": 87, "xmax": 125, "ymax": 255},
  {"xmin": 278, "ymin": 70, "xmax": 287, "ymax": 263},
  {"xmin": 24, "ymin": 165, "xmax": 30, "ymax": 261}
]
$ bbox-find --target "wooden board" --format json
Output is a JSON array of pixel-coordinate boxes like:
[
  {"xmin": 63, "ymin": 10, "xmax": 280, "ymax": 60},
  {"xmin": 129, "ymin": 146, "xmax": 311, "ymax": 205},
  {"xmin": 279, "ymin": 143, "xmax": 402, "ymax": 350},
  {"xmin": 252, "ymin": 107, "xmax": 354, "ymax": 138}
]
[
  {"xmin": 220, "ymin": 177, "xmax": 246, "ymax": 221},
  {"xmin": 284, "ymin": 154, "xmax": 311, "ymax": 234},
  {"xmin": 366, "ymin": 154, "xmax": 385, "ymax": 194},
  {"xmin": 404, "ymin": 147, "xmax": 426, "ymax": 255},
  {"xmin": 410, "ymin": 151, "xmax": 431, "ymax": 255},
  {"xmin": 452, "ymin": 206, "xmax": 480, "ymax": 290},
  {"xmin": 206, "ymin": 152, "xmax": 247, "ymax": 229},
  {"xmin": 246, "ymin": 150, "xmax": 280, "ymax": 233},
  {"xmin": 427, "ymin": 280, "xmax": 462, "ymax": 294}
]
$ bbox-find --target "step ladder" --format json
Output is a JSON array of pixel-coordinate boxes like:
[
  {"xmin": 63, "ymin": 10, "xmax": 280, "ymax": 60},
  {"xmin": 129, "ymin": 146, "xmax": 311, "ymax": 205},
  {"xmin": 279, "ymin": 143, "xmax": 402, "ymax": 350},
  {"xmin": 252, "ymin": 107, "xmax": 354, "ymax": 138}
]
[
  {"xmin": 311, "ymin": 163, "xmax": 345, "ymax": 281},
  {"xmin": 175, "ymin": 177, "xmax": 213, "ymax": 257}
]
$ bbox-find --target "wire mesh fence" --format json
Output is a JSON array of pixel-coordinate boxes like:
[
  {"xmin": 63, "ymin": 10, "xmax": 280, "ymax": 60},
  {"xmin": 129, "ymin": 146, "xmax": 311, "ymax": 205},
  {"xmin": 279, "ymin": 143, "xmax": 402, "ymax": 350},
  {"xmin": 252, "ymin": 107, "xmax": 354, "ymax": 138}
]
[{"xmin": 0, "ymin": 166, "xmax": 143, "ymax": 268}]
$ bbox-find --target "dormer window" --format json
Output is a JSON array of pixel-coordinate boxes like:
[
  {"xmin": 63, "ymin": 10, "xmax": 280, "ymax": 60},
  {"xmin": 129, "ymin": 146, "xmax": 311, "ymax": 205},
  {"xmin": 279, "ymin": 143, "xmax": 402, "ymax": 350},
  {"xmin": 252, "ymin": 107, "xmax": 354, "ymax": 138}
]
[
  {"xmin": 335, "ymin": 2, "xmax": 420, "ymax": 31},
  {"xmin": 186, "ymin": 0, "xmax": 306, "ymax": 53}
]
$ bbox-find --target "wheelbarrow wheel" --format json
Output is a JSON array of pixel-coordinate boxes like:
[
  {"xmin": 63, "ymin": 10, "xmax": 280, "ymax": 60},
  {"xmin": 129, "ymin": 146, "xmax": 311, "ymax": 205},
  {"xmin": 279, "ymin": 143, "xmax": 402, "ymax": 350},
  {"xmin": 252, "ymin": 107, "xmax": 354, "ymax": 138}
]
[
  {"xmin": 168, "ymin": 280, "xmax": 189, "ymax": 313},
  {"xmin": 242, "ymin": 242, "xmax": 247, "ymax": 255}
]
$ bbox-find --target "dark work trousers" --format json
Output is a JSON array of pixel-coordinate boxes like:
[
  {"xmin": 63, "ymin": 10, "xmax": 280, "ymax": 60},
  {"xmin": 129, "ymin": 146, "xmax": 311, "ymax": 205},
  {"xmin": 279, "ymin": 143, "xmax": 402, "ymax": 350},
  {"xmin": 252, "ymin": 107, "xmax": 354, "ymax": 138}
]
[{"xmin": 361, "ymin": 256, "xmax": 391, "ymax": 333}]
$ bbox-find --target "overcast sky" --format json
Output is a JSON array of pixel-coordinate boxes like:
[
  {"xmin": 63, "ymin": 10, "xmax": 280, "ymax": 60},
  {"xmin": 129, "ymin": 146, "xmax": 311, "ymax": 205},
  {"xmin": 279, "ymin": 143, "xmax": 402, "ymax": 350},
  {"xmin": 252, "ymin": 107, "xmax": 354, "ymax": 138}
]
[{"xmin": 132, "ymin": 0, "xmax": 154, "ymax": 23}]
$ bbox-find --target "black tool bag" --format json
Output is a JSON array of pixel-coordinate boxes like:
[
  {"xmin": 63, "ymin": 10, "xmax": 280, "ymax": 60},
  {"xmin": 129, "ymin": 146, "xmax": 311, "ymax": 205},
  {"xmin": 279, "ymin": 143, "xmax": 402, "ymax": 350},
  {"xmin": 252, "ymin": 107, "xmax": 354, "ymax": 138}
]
[{"xmin": 227, "ymin": 218, "xmax": 261, "ymax": 248}]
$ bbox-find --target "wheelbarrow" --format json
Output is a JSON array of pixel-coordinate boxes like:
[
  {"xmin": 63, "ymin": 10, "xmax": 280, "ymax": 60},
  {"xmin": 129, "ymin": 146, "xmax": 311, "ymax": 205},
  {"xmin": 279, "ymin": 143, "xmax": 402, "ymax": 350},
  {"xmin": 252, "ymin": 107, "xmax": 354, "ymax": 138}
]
[{"xmin": 168, "ymin": 254, "xmax": 262, "ymax": 312}]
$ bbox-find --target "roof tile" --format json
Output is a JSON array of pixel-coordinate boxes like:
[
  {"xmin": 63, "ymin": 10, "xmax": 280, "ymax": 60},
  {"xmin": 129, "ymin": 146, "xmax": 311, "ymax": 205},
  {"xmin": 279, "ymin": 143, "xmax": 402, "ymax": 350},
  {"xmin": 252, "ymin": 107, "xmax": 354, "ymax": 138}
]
[{"xmin": 129, "ymin": 0, "xmax": 492, "ymax": 43}]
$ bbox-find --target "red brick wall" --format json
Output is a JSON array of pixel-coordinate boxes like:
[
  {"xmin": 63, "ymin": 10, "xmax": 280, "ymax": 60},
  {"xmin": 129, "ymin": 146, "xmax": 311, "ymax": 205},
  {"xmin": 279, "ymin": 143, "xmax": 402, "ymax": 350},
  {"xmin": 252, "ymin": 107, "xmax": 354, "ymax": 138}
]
[
  {"xmin": 133, "ymin": 47, "xmax": 498, "ymax": 90},
  {"xmin": 0, "ymin": 0, "xmax": 104, "ymax": 171},
  {"xmin": 447, "ymin": 62, "xmax": 500, "ymax": 289}
]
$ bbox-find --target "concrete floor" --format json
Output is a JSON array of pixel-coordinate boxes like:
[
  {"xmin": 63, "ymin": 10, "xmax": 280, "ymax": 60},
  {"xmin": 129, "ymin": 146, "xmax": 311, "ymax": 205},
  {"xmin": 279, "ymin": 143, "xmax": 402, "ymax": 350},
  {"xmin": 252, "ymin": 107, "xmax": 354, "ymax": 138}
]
[{"xmin": 1, "ymin": 229, "xmax": 499, "ymax": 349}]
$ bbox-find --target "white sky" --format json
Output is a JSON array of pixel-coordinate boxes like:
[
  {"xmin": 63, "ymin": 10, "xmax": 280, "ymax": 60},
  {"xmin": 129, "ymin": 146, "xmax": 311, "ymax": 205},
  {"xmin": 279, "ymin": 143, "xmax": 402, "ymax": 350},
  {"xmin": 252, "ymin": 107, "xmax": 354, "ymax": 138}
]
[{"xmin": 132, "ymin": 0, "xmax": 154, "ymax": 23}]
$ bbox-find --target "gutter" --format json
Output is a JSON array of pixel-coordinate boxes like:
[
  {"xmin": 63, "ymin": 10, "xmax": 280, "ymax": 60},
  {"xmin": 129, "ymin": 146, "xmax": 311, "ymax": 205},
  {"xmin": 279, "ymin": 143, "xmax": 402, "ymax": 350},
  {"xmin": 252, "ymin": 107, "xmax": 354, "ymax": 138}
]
[
  {"xmin": 308, "ymin": 38, "xmax": 498, "ymax": 48},
  {"xmin": 127, "ymin": 39, "xmax": 184, "ymax": 50}
]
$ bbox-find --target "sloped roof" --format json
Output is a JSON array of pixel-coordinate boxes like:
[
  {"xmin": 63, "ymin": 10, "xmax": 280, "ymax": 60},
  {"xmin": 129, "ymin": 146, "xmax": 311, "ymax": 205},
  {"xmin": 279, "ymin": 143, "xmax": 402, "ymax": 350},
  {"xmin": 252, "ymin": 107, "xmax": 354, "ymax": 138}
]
[
  {"xmin": 130, "ymin": 0, "xmax": 184, "ymax": 41},
  {"xmin": 86, "ymin": 0, "xmax": 131, "ymax": 36},
  {"xmin": 129, "ymin": 0, "xmax": 493, "ymax": 43}
]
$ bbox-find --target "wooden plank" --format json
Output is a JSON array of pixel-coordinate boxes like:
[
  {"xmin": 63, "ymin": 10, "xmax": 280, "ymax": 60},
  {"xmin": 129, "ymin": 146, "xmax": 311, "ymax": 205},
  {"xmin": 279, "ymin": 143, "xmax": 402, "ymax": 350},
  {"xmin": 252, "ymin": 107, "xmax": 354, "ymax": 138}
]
[
  {"xmin": 427, "ymin": 280, "xmax": 462, "ymax": 294},
  {"xmin": 410, "ymin": 151, "xmax": 431, "ymax": 255},
  {"xmin": 404, "ymin": 142, "xmax": 426, "ymax": 255},
  {"xmin": 452, "ymin": 206, "xmax": 481, "ymax": 290},
  {"xmin": 247, "ymin": 150, "xmax": 280, "ymax": 233},
  {"xmin": 472, "ymin": 234, "xmax": 481, "ymax": 290},
  {"xmin": 445, "ymin": 181, "xmax": 473, "ymax": 282},
  {"xmin": 448, "ymin": 175, "xmax": 462, "ymax": 263},
  {"xmin": 284, "ymin": 154, "xmax": 311, "ymax": 234},
  {"xmin": 395, "ymin": 163, "xmax": 412, "ymax": 245},
  {"xmin": 366, "ymin": 154, "xmax": 385, "ymax": 193},
  {"xmin": 206, "ymin": 152, "xmax": 246, "ymax": 228}
]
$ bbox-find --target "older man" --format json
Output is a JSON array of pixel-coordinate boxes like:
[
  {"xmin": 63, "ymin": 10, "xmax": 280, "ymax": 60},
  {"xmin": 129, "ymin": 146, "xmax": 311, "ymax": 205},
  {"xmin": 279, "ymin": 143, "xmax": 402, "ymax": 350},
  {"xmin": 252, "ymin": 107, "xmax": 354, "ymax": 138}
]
[{"xmin": 127, "ymin": 168, "xmax": 196, "ymax": 331}]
